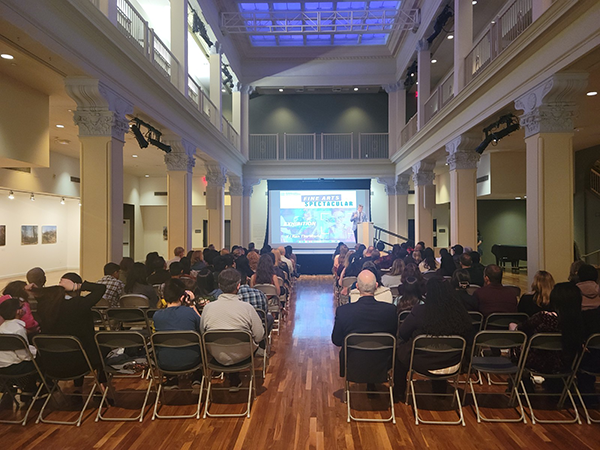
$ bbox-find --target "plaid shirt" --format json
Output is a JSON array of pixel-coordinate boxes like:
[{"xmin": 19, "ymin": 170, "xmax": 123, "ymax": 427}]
[
  {"xmin": 97, "ymin": 275, "xmax": 125, "ymax": 307},
  {"xmin": 238, "ymin": 284, "xmax": 267, "ymax": 312}
]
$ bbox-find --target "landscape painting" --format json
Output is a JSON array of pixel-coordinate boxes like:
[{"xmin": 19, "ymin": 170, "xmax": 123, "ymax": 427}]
[
  {"xmin": 42, "ymin": 225, "xmax": 57, "ymax": 244},
  {"xmin": 21, "ymin": 225, "xmax": 38, "ymax": 245}
]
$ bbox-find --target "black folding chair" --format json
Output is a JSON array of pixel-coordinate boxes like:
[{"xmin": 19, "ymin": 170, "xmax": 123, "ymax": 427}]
[
  {"xmin": 464, "ymin": 331, "xmax": 528, "ymax": 423},
  {"xmin": 150, "ymin": 331, "xmax": 204, "ymax": 420},
  {"xmin": 106, "ymin": 308, "xmax": 150, "ymax": 334},
  {"xmin": 91, "ymin": 309, "xmax": 107, "ymax": 331},
  {"xmin": 255, "ymin": 309, "xmax": 270, "ymax": 378},
  {"xmin": 572, "ymin": 333, "xmax": 600, "ymax": 424},
  {"xmin": 202, "ymin": 330, "xmax": 257, "ymax": 418},
  {"xmin": 483, "ymin": 313, "xmax": 529, "ymax": 385},
  {"xmin": 32, "ymin": 335, "xmax": 100, "ymax": 426},
  {"xmin": 398, "ymin": 310, "xmax": 411, "ymax": 325},
  {"xmin": 254, "ymin": 284, "xmax": 280, "ymax": 334},
  {"xmin": 119, "ymin": 294, "xmax": 150, "ymax": 309},
  {"xmin": 406, "ymin": 335, "xmax": 467, "ymax": 426},
  {"xmin": 344, "ymin": 333, "xmax": 396, "ymax": 423},
  {"xmin": 0, "ymin": 335, "xmax": 48, "ymax": 425},
  {"xmin": 95, "ymin": 331, "xmax": 154, "ymax": 422},
  {"xmin": 519, "ymin": 333, "xmax": 581, "ymax": 424}
]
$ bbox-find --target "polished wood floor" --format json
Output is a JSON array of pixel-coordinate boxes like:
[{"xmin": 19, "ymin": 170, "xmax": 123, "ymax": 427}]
[{"xmin": 1, "ymin": 274, "xmax": 600, "ymax": 450}]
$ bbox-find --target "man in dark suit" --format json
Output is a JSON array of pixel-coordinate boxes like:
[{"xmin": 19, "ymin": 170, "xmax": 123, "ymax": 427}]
[{"xmin": 332, "ymin": 270, "xmax": 398, "ymax": 384}]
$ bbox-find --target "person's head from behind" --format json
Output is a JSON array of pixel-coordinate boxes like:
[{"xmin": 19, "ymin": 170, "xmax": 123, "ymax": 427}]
[
  {"xmin": 278, "ymin": 246, "xmax": 286, "ymax": 256},
  {"xmin": 578, "ymin": 264, "xmax": 599, "ymax": 283},
  {"xmin": 376, "ymin": 241, "xmax": 385, "ymax": 252},
  {"xmin": 196, "ymin": 267, "xmax": 215, "ymax": 296},
  {"xmin": 355, "ymin": 244, "xmax": 366, "ymax": 258},
  {"xmin": 411, "ymin": 250, "xmax": 422, "ymax": 263},
  {"xmin": 60, "ymin": 272, "xmax": 83, "ymax": 294},
  {"xmin": 191, "ymin": 250, "xmax": 204, "ymax": 265},
  {"xmin": 550, "ymin": 282, "xmax": 584, "ymax": 355},
  {"xmin": 163, "ymin": 278, "xmax": 186, "ymax": 304},
  {"xmin": 452, "ymin": 269, "xmax": 471, "ymax": 290},
  {"xmin": 174, "ymin": 246, "xmax": 185, "ymax": 258},
  {"xmin": 170, "ymin": 262, "xmax": 183, "ymax": 277},
  {"xmin": 338, "ymin": 244, "xmax": 349, "ymax": 258},
  {"xmin": 260, "ymin": 245, "xmax": 272, "ymax": 255},
  {"xmin": 568, "ymin": 260, "xmax": 585, "ymax": 283},
  {"xmin": 26, "ymin": 267, "xmax": 46, "ymax": 288},
  {"xmin": 104, "ymin": 262, "xmax": 120, "ymax": 278},
  {"xmin": 356, "ymin": 270, "xmax": 377, "ymax": 296},
  {"xmin": 3, "ymin": 281, "xmax": 28, "ymax": 301},
  {"xmin": 403, "ymin": 276, "xmax": 422, "ymax": 299},
  {"xmin": 459, "ymin": 253, "xmax": 472, "ymax": 268},
  {"xmin": 364, "ymin": 246, "xmax": 375, "ymax": 257},
  {"xmin": 179, "ymin": 257, "xmax": 191, "ymax": 274},
  {"xmin": 285, "ymin": 245, "xmax": 293, "ymax": 258},
  {"xmin": 120, "ymin": 257, "xmax": 134, "ymax": 273},
  {"xmin": 248, "ymin": 242, "xmax": 256, "ymax": 252},
  {"xmin": 390, "ymin": 258, "xmax": 405, "ymax": 276},
  {"xmin": 361, "ymin": 261, "xmax": 382, "ymax": 285},
  {"xmin": 415, "ymin": 241, "xmax": 425, "ymax": 251},
  {"xmin": 145, "ymin": 252, "xmax": 159, "ymax": 267},
  {"xmin": 125, "ymin": 263, "xmax": 148, "ymax": 291},
  {"xmin": 152, "ymin": 257, "xmax": 166, "ymax": 272},
  {"xmin": 452, "ymin": 244, "xmax": 464, "ymax": 256},
  {"xmin": 440, "ymin": 248, "xmax": 449, "ymax": 257},
  {"xmin": 484, "ymin": 264, "xmax": 502, "ymax": 285},
  {"xmin": 0, "ymin": 298, "xmax": 22, "ymax": 321},
  {"xmin": 531, "ymin": 270, "xmax": 555, "ymax": 307},
  {"xmin": 218, "ymin": 268, "xmax": 241, "ymax": 294},
  {"xmin": 235, "ymin": 255, "xmax": 252, "ymax": 279},
  {"xmin": 470, "ymin": 251, "xmax": 481, "ymax": 265}
]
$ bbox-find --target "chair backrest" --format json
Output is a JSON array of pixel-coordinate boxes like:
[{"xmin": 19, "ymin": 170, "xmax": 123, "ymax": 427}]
[
  {"xmin": 344, "ymin": 333, "xmax": 396, "ymax": 384},
  {"xmin": 254, "ymin": 283, "xmax": 278, "ymax": 298},
  {"xmin": 472, "ymin": 330, "xmax": 527, "ymax": 350},
  {"xmin": 0, "ymin": 334, "xmax": 34, "ymax": 354},
  {"xmin": 466, "ymin": 284, "xmax": 481, "ymax": 295},
  {"xmin": 91, "ymin": 309, "xmax": 107, "ymax": 329},
  {"xmin": 255, "ymin": 309, "xmax": 269, "ymax": 338},
  {"xmin": 119, "ymin": 294, "xmax": 150, "ymax": 308},
  {"xmin": 503, "ymin": 284, "xmax": 521, "ymax": 299},
  {"xmin": 522, "ymin": 333, "xmax": 576, "ymax": 375},
  {"xmin": 341, "ymin": 276, "xmax": 357, "ymax": 289},
  {"xmin": 94, "ymin": 297, "xmax": 110, "ymax": 309},
  {"xmin": 202, "ymin": 330, "xmax": 254, "ymax": 366},
  {"xmin": 484, "ymin": 313, "xmax": 529, "ymax": 330},
  {"xmin": 409, "ymin": 335, "xmax": 466, "ymax": 376},
  {"xmin": 398, "ymin": 310, "xmax": 411, "ymax": 323},
  {"xmin": 422, "ymin": 271, "xmax": 438, "ymax": 281},
  {"xmin": 584, "ymin": 333, "xmax": 600, "ymax": 351},
  {"xmin": 468, "ymin": 311, "xmax": 484, "ymax": 332},
  {"xmin": 150, "ymin": 331, "xmax": 203, "ymax": 372},
  {"xmin": 106, "ymin": 308, "xmax": 149, "ymax": 331},
  {"xmin": 32, "ymin": 335, "xmax": 96, "ymax": 380},
  {"xmin": 152, "ymin": 284, "xmax": 164, "ymax": 300},
  {"xmin": 277, "ymin": 276, "xmax": 285, "ymax": 287}
]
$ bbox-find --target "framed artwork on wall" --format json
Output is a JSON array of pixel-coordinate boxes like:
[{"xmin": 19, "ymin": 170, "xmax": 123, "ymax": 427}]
[
  {"xmin": 0, "ymin": 225, "xmax": 5, "ymax": 246},
  {"xmin": 163, "ymin": 226, "xmax": 168, "ymax": 241},
  {"xmin": 42, "ymin": 225, "xmax": 57, "ymax": 244},
  {"xmin": 21, "ymin": 225, "xmax": 38, "ymax": 245}
]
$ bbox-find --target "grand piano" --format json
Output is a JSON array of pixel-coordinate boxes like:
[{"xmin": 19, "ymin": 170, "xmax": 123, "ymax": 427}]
[{"xmin": 491, "ymin": 244, "xmax": 527, "ymax": 273}]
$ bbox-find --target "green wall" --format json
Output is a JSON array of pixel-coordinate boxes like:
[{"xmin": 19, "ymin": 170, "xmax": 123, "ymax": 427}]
[{"xmin": 477, "ymin": 199, "xmax": 527, "ymax": 266}]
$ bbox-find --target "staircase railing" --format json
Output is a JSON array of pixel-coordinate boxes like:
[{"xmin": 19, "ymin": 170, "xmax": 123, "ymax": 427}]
[{"xmin": 373, "ymin": 225, "xmax": 409, "ymax": 248}]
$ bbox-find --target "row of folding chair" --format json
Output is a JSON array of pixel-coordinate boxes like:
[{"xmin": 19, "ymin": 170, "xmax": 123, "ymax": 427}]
[{"xmin": 94, "ymin": 293, "xmax": 152, "ymax": 310}]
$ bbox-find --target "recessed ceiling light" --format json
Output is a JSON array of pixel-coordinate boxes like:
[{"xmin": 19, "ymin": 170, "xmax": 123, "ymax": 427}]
[
  {"xmin": 145, "ymin": 174, "xmax": 150, "ymax": 178},
  {"xmin": 587, "ymin": 91, "xmax": 598, "ymax": 96},
  {"xmin": 1, "ymin": 54, "xmax": 14, "ymax": 60},
  {"xmin": 431, "ymin": 59, "xmax": 437, "ymax": 63},
  {"xmin": 132, "ymin": 154, "xmax": 138, "ymax": 158},
  {"xmin": 56, "ymin": 124, "xmax": 64, "ymax": 128},
  {"xmin": 278, "ymin": 88, "xmax": 284, "ymax": 92},
  {"xmin": 221, "ymin": 88, "xmax": 226, "ymax": 92},
  {"xmin": 353, "ymin": 87, "xmax": 358, "ymax": 91},
  {"xmin": 472, "ymin": 1, "xmax": 477, "ymax": 4},
  {"xmin": 491, "ymin": 20, "xmax": 496, "ymax": 24},
  {"xmin": 515, "ymin": 196, "xmax": 521, "ymax": 200},
  {"xmin": 447, "ymin": 35, "xmax": 454, "ymax": 40}
]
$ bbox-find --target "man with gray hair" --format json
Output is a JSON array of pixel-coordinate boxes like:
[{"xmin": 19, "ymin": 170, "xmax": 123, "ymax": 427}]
[{"xmin": 332, "ymin": 270, "xmax": 398, "ymax": 382}]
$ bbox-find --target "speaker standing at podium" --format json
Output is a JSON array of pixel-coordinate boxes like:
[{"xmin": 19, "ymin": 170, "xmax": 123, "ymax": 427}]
[{"xmin": 350, "ymin": 204, "xmax": 366, "ymax": 243}]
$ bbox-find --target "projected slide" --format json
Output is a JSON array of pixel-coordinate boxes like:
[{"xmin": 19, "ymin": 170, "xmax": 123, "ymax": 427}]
[{"xmin": 278, "ymin": 191, "xmax": 357, "ymax": 244}]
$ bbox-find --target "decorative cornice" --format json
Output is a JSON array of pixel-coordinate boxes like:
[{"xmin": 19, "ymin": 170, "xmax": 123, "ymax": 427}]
[
  {"xmin": 396, "ymin": 174, "xmax": 411, "ymax": 196},
  {"xmin": 234, "ymin": 82, "xmax": 255, "ymax": 95},
  {"xmin": 228, "ymin": 175, "xmax": 243, "ymax": 196},
  {"xmin": 445, "ymin": 133, "xmax": 481, "ymax": 170},
  {"xmin": 205, "ymin": 162, "xmax": 227, "ymax": 188},
  {"xmin": 514, "ymin": 72, "xmax": 588, "ymax": 137},
  {"xmin": 164, "ymin": 153, "xmax": 195, "ymax": 172},
  {"xmin": 412, "ymin": 161, "xmax": 436, "ymax": 187},
  {"xmin": 377, "ymin": 177, "xmax": 396, "ymax": 196},
  {"xmin": 65, "ymin": 77, "xmax": 132, "ymax": 140},
  {"xmin": 384, "ymin": 81, "xmax": 403, "ymax": 93},
  {"xmin": 242, "ymin": 177, "xmax": 260, "ymax": 197}
]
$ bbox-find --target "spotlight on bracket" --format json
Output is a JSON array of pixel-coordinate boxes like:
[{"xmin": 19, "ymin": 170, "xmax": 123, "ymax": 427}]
[
  {"xmin": 475, "ymin": 113, "xmax": 520, "ymax": 154},
  {"xmin": 131, "ymin": 122, "xmax": 149, "ymax": 148},
  {"xmin": 148, "ymin": 136, "xmax": 172, "ymax": 153}
]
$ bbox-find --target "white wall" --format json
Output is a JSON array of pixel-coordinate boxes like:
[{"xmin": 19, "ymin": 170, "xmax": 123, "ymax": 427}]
[
  {"xmin": 123, "ymin": 173, "xmax": 145, "ymax": 262},
  {"xmin": 370, "ymin": 180, "xmax": 388, "ymax": 230},
  {"xmin": 250, "ymin": 180, "xmax": 268, "ymax": 246}
]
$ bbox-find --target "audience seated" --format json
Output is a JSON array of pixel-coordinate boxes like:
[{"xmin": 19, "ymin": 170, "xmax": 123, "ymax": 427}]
[
  {"xmin": 402, "ymin": 263, "xmax": 425, "ymax": 294},
  {"xmin": 451, "ymin": 244, "xmax": 464, "ymax": 266},
  {"xmin": 468, "ymin": 251, "xmax": 485, "ymax": 287},
  {"xmin": 235, "ymin": 255, "xmax": 254, "ymax": 281},
  {"xmin": 395, "ymin": 278, "xmax": 472, "ymax": 399},
  {"xmin": 397, "ymin": 277, "xmax": 423, "ymax": 313},
  {"xmin": 381, "ymin": 258, "xmax": 404, "ymax": 287},
  {"xmin": 167, "ymin": 246, "xmax": 185, "ymax": 268},
  {"xmin": 194, "ymin": 267, "xmax": 222, "ymax": 308},
  {"xmin": 438, "ymin": 248, "xmax": 456, "ymax": 277},
  {"xmin": 201, "ymin": 269, "xmax": 265, "ymax": 390},
  {"xmin": 285, "ymin": 245, "xmax": 297, "ymax": 275},
  {"xmin": 333, "ymin": 244, "xmax": 349, "ymax": 274},
  {"xmin": 0, "ymin": 297, "xmax": 39, "ymax": 393},
  {"xmin": 124, "ymin": 262, "xmax": 159, "ymax": 307},
  {"xmin": 378, "ymin": 243, "xmax": 402, "ymax": 270},
  {"xmin": 190, "ymin": 250, "xmax": 207, "ymax": 272},
  {"xmin": 152, "ymin": 278, "xmax": 202, "ymax": 390},
  {"xmin": 96, "ymin": 262, "xmax": 125, "ymax": 308},
  {"xmin": 452, "ymin": 269, "xmax": 478, "ymax": 311},
  {"xmin": 332, "ymin": 270, "xmax": 398, "ymax": 382},
  {"xmin": 518, "ymin": 270, "xmax": 555, "ymax": 317},
  {"xmin": 147, "ymin": 257, "xmax": 170, "ymax": 286},
  {"xmin": 278, "ymin": 246, "xmax": 294, "ymax": 275},
  {"xmin": 349, "ymin": 262, "xmax": 392, "ymax": 304},
  {"xmin": 247, "ymin": 249, "xmax": 260, "ymax": 272},
  {"xmin": 2, "ymin": 281, "xmax": 39, "ymax": 335},
  {"xmin": 473, "ymin": 264, "xmax": 518, "ymax": 318},
  {"xmin": 238, "ymin": 274, "xmax": 274, "ymax": 334},
  {"xmin": 250, "ymin": 254, "xmax": 281, "ymax": 295},
  {"xmin": 119, "ymin": 257, "xmax": 134, "ymax": 284},
  {"xmin": 576, "ymin": 264, "xmax": 600, "ymax": 310},
  {"xmin": 568, "ymin": 260, "xmax": 586, "ymax": 283}
]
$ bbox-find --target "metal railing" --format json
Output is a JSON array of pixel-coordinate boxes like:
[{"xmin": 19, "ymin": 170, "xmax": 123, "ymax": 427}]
[
  {"xmin": 359, "ymin": 133, "xmax": 388, "ymax": 159},
  {"xmin": 373, "ymin": 225, "xmax": 409, "ymax": 248},
  {"xmin": 223, "ymin": 118, "xmax": 240, "ymax": 150},
  {"xmin": 424, "ymin": 71, "xmax": 454, "ymax": 125},
  {"xmin": 284, "ymin": 133, "xmax": 317, "ymax": 160},
  {"xmin": 591, "ymin": 168, "xmax": 600, "ymax": 197},
  {"xmin": 321, "ymin": 133, "xmax": 353, "ymax": 159},
  {"xmin": 400, "ymin": 114, "xmax": 418, "ymax": 147},
  {"xmin": 152, "ymin": 33, "xmax": 173, "ymax": 78},
  {"xmin": 465, "ymin": 0, "xmax": 532, "ymax": 85},
  {"xmin": 116, "ymin": 0, "xmax": 147, "ymax": 53},
  {"xmin": 249, "ymin": 134, "xmax": 279, "ymax": 160}
]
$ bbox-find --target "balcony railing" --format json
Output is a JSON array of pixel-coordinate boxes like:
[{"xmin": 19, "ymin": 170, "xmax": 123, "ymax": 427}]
[
  {"xmin": 465, "ymin": 0, "xmax": 533, "ymax": 85},
  {"xmin": 223, "ymin": 118, "xmax": 240, "ymax": 149},
  {"xmin": 424, "ymin": 71, "xmax": 454, "ymax": 125},
  {"xmin": 249, "ymin": 133, "xmax": 389, "ymax": 161},
  {"xmin": 400, "ymin": 114, "xmax": 418, "ymax": 147}
]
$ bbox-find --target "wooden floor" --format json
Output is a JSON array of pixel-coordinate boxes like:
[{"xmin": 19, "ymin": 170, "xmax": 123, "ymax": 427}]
[{"xmin": 2, "ymin": 274, "xmax": 600, "ymax": 450}]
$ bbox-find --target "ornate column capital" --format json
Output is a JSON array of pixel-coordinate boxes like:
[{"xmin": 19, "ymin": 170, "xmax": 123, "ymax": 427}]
[
  {"xmin": 205, "ymin": 162, "xmax": 227, "ymax": 188},
  {"xmin": 243, "ymin": 177, "xmax": 260, "ymax": 197},
  {"xmin": 65, "ymin": 77, "xmax": 132, "ymax": 141},
  {"xmin": 234, "ymin": 82, "xmax": 255, "ymax": 95},
  {"xmin": 228, "ymin": 175, "xmax": 243, "ymax": 196},
  {"xmin": 396, "ymin": 174, "xmax": 411, "ymax": 195},
  {"xmin": 416, "ymin": 38, "xmax": 430, "ymax": 52},
  {"xmin": 163, "ymin": 137, "xmax": 196, "ymax": 172},
  {"xmin": 412, "ymin": 161, "xmax": 436, "ymax": 187},
  {"xmin": 445, "ymin": 133, "xmax": 481, "ymax": 170},
  {"xmin": 515, "ymin": 72, "xmax": 589, "ymax": 138},
  {"xmin": 384, "ymin": 81, "xmax": 403, "ymax": 93},
  {"xmin": 377, "ymin": 177, "xmax": 396, "ymax": 196}
]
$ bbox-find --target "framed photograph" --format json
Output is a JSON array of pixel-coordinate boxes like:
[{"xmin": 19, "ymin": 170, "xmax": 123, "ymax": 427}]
[
  {"xmin": 163, "ymin": 226, "xmax": 168, "ymax": 241},
  {"xmin": 0, "ymin": 225, "xmax": 5, "ymax": 246},
  {"xmin": 42, "ymin": 225, "xmax": 57, "ymax": 244},
  {"xmin": 21, "ymin": 225, "xmax": 38, "ymax": 245}
]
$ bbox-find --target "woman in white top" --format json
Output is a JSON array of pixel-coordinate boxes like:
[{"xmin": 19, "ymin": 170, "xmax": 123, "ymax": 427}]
[{"xmin": 381, "ymin": 258, "xmax": 405, "ymax": 287}]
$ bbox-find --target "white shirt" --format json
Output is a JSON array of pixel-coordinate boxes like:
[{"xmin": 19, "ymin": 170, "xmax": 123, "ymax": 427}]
[
  {"xmin": 280, "ymin": 255, "xmax": 294, "ymax": 273},
  {"xmin": 0, "ymin": 319, "xmax": 36, "ymax": 368}
]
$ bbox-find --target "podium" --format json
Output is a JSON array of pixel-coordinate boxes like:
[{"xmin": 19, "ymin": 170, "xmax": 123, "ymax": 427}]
[{"xmin": 357, "ymin": 222, "xmax": 374, "ymax": 246}]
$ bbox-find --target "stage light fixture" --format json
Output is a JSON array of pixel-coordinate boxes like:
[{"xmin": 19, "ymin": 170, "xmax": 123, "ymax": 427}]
[
  {"xmin": 475, "ymin": 114, "xmax": 520, "ymax": 154},
  {"xmin": 8, "ymin": 191, "xmax": 14, "ymax": 200},
  {"xmin": 131, "ymin": 123, "xmax": 149, "ymax": 148},
  {"xmin": 426, "ymin": 5, "xmax": 453, "ymax": 44},
  {"xmin": 148, "ymin": 136, "xmax": 172, "ymax": 153},
  {"xmin": 30, "ymin": 193, "xmax": 35, "ymax": 201}
]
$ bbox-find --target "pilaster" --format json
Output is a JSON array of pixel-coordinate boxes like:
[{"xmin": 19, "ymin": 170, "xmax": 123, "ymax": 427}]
[
  {"xmin": 412, "ymin": 161, "xmax": 436, "ymax": 247},
  {"xmin": 205, "ymin": 161, "xmax": 227, "ymax": 249}
]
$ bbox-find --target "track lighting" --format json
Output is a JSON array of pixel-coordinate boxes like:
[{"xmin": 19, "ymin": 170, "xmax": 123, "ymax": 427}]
[
  {"xmin": 130, "ymin": 118, "xmax": 171, "ymax": 154},
  {"xmin": 475, "ymin": 114, "xmax": 520, "ymax": 154},
  {"xmin": 131, "ymin": 123, "xmax": 149, "ymax": 148}
]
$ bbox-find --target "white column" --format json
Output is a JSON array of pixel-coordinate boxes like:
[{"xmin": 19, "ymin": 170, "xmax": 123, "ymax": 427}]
[
  {"xmin": 232, "ymin": 84, "xmax": 253, "ymax": 157},
  {"xmin": 377, "ymin": 177, "xmax": 397, "ymax": 238},
  {"xmin": 242, "ymin": 178, "xmax": 260, "ymax": 246},
  {"xmin": 209, "ymin": 42, "xmax": 223, "ymax": 131},
  {"xmin": 446, "ymin": 133, "xmax": 481, "ymax": 249},
  {"xmin": 163, "ymin": 138, "xmax": 195, "ymax": 253},
  {"xmin": 417, "ymin": 39, "xmax": 431, "ymax": 130},
  {"xmin": 384, "ymin": 82, "xmax": 405, "ymax": 157},
  {"xmin": 532, "ymin": 0, "xmax": 553, "ymax": 21},
  {"xmin": 65, "ymin": 78, "xmax": 132, "ymax": 280},
  {"xmin": 515, "ymin": 73, "xmax": 588, "ymax": 284},
  {"xmin": 453, "ymin": 0, "xmax": 473, "ymax": 95},
  {"xmin": 412, "ymin": 161, "xmax": 436, "ymax": 247},
  {"xmin": 228, "ymin": 175, "xmax": 243, "ymax": 247},
  {"xmin": 396, "ymin": 174, "xmax": 411, "ymax": 240},
  {"xmin": 205, "ymin": 162, "xmax": 227, "ymax": 249},
  {"xmin": 170, "ymin": 0, "xmax": 188, "ymax": 95}
]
